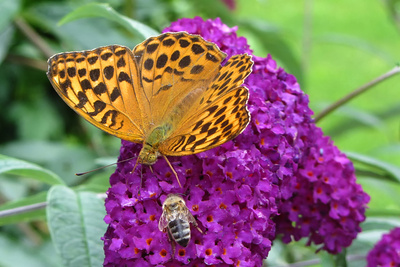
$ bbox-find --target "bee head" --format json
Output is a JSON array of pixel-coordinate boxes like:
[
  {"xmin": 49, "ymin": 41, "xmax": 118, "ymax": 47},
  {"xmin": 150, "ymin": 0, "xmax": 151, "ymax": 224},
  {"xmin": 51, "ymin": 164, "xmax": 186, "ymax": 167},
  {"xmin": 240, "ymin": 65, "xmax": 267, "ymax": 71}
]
[{"xmin": 163, "ymin": 194, "xmax": 186, "ymax": 211}]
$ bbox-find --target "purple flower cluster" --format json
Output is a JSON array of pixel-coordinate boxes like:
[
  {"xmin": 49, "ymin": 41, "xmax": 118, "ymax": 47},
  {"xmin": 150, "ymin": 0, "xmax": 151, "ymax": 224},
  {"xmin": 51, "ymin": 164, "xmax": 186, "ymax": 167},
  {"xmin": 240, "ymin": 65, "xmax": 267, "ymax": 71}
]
[
  {"xmin": 367, "ymin": 227, "xmax": 400, "ymax": 267},
  {"xmin": 273, "ymin": 124, "xmax": 370, "ymax": 253},
  {"xmin": 102, "ymin": 17, "xmax": 369, "ymax": 266}
]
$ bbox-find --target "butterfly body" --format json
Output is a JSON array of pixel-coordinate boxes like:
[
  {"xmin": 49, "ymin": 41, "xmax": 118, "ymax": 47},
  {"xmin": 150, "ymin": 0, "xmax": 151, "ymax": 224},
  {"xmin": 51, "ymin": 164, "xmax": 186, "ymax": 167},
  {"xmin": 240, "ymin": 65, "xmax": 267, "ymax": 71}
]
[
  {"xmin": 47, "ymin": 32, "xmax": 253, "ymax": 184},
  {"xmin": 139, "ymin": 126, "xmax": 167, "ymax": 165}
]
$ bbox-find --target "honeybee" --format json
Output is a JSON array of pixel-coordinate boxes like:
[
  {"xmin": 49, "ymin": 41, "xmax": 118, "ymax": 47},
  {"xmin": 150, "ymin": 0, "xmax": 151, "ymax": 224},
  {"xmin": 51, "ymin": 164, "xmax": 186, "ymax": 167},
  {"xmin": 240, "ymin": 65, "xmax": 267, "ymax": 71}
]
[{"xmin": 158, "ymin": 194, "xmax": 203, "ymax": 256}]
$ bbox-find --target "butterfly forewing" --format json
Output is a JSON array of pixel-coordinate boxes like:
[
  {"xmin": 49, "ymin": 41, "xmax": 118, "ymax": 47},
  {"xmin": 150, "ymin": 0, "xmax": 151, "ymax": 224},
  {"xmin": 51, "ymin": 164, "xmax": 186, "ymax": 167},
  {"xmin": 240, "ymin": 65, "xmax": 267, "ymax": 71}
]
[
  {"xmin": 132, "ymin": 32, "xmax": 227, "ymax": 133},
  {"xmin": 158, "ymin": 54, "xmax": 253, "ymax": 155},
  {"xmin": 47, "ymin": 46, "xmax": 145, "ymax": 142}
]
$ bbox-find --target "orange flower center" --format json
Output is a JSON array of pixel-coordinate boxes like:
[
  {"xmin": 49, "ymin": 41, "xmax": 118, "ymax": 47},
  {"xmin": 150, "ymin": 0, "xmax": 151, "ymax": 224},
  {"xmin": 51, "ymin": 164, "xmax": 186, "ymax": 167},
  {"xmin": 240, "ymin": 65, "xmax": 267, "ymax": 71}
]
[
  {"xmin": 178, "ymin": 249, "xmax": 186, "ymax": 257},
  {"xmin": 159, "ymin": 249, "xmax": 167, "ymax": 257},
  {"xmin": 205, "ymin": 248, "xmax": 212, "ymax": 256}
]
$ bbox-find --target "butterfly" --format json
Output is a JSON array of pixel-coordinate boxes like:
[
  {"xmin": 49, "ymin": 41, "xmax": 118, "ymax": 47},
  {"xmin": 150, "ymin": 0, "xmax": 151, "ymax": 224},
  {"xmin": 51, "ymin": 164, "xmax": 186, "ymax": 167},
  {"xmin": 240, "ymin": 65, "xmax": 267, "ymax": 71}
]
[{"xmin": 47, "ymin": 32, "xmax": 253, "ymax": 187}]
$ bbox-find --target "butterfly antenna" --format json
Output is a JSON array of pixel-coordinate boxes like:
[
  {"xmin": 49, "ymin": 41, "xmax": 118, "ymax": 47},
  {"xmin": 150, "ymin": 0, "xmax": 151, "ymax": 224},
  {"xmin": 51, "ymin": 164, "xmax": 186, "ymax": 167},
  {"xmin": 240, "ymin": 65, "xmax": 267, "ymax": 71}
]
[
  {"xmin": 162, "ymin": 155, "xmax": 182, "ymax": 188},
  {"xmin": 75, "ymin": 157, "xmax": 135, "ymax": 176}
]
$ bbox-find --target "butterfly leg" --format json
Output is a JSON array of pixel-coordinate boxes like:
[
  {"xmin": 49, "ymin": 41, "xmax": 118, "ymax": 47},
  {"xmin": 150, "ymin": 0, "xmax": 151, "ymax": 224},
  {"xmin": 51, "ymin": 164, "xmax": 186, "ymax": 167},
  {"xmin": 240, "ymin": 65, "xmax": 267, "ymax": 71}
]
[
  {"xmin": 130, "ymin": 157, "xmax": 142, "ymax": 195},
  {"xmin": 162, "ymin": 155, "xmax": 182, "ymax": 188}
]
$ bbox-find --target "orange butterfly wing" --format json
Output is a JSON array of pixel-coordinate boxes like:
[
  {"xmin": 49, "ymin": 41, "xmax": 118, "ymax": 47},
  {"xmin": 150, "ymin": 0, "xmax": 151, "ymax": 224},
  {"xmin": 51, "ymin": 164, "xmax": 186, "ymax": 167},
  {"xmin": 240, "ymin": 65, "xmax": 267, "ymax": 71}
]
[{"xmin": 47, "ymin": 45, "xmax": 144, "ymax": 143}]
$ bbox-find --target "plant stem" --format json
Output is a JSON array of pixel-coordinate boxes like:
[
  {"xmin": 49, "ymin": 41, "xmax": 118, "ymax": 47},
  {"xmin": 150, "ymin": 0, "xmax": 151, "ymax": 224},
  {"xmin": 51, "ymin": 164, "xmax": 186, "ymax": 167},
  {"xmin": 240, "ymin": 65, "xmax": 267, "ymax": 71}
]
[
  {"xmin": 0, "ymin": 194, "xmax": 106, "ymax": 219},
  {"xmin": 6, "ymin": 54, "xmax": 47, "ymax": 71},
  {"xmin": 314, "ymin": 65, "xmax": 400, "ymax": 123},
  {"xmin": 14, "ymin": 17, "xmax": 54, "ymax": 58},
  {"xmin": 0, "ymin": 202, "xmax": 47, "ymax": 218}
]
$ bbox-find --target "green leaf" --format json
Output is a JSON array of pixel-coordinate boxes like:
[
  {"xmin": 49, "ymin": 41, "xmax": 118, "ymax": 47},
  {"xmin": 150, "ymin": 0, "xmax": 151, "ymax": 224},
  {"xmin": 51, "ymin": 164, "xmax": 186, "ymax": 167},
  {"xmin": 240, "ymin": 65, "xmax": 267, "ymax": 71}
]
[
  {"xmin": 362, "ymin": 217, "xmax": 400, "ymax": 232},
  {"xmin": 0, "ymin": 0, "xmax": 21, "ymax": 31},
  {"xmin": 0, "ymin": 191, "xmax": 47, "ymax": 226},
  {"xmin": 0, "ymin": 154, "xmax": 64, "ymax": 185},
  {"xmin": 59, "ymin": 3, "xmax": 159, "ymax": 39},
  {"xmin": 358, "ymin": 177, "xmax": 400, "ymax": 216},
  {"xmin": 1, "ymin": 141, "xmax": 99, "ymax": 186},
  {"xmin": 347, "ymin": 152, "xmax": 400, "ymax": 183},
  {"xmin": 0, "ymin": 236, "xmax": 61, "ymax": 267},
  {"xmin": 47, "ymin": 185, "xmax": 106, "ymax": 267}
]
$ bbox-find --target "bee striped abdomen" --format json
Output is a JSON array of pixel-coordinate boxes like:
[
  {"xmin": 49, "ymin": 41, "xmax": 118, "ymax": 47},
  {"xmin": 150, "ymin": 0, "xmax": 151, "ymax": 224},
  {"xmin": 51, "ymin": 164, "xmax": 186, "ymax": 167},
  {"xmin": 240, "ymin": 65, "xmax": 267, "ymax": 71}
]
[{"xmin": 169, "ymin": 218, "xmax": 191, "ymax": 247}]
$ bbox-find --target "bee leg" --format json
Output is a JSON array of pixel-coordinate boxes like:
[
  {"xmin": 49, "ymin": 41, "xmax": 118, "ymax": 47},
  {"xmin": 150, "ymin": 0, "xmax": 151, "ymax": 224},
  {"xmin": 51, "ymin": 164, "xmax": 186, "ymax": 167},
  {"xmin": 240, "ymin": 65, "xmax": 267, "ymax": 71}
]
[
  {"xmin": 167, "ymin": 229, "xmax": 176, "ymax": 259},
  {"xmin": 192, "ymin": 221, "xmax": 204, "ymax": 234}
]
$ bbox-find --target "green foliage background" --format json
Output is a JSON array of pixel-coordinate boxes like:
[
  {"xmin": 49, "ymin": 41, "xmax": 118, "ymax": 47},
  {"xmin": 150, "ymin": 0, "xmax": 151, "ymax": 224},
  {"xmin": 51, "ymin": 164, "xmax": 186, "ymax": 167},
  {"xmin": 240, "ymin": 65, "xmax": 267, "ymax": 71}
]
[{"xmin": 0, "ymin": 0, "xmax": 399, "ymax": 266}]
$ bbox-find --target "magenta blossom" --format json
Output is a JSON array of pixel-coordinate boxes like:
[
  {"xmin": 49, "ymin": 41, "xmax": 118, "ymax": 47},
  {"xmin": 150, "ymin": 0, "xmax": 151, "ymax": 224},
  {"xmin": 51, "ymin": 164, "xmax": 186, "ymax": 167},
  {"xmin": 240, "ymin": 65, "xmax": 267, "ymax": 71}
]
[
  {"xmin": 367, "ymin": 227, "xmax": 400, "ymax": 267},
  {"xmin": 102, "ymin": 17, "xmax": 369, "ymax": 266}
]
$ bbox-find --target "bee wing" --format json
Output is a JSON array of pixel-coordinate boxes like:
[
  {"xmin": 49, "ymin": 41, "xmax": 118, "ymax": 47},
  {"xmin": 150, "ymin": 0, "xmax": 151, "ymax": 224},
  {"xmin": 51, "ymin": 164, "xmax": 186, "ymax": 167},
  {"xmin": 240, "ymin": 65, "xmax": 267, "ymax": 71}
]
[
  {"xmin": 184, "ymin": 206, "xmax": 204, "ymax": 234},
  {"xmin": 178, "ymin": 205, "xmax": 194, "ymax": 223},
  {"xmin": 158, "ymin": 211, "xmax": 168, "ymax": 231},
  {"xmin": 187, "ymin": 210, "xmax": 197, "ymax": 224}
]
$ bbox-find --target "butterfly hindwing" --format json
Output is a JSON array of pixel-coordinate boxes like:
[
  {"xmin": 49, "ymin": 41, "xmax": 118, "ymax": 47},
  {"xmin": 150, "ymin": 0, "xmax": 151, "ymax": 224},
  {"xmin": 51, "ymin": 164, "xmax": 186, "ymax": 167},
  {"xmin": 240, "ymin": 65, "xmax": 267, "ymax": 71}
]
[
  {"xmin": 159, "ymin": 86, "xmax": 250, "ymax": 155},
  {"xmin": 47, "ymin": 45, "xmax": 145, "ymax": 142},
  {"xmin": 158, "ymin": 54, "xmax": 253, "ymax": 155}
]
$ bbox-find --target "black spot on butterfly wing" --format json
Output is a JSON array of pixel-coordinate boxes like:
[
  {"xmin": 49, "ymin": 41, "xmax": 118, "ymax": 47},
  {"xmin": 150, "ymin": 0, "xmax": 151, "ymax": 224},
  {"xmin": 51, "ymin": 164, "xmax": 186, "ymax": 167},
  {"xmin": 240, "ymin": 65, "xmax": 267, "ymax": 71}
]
[
  {"xmin": 87, "ymin": 56, "xmax": 98, "ymax": 65},
  {"xmin": 179, "ymin": 39, "xmax": 190, "ymax": 48},
  {"xmin": 144, "ymin": 58, "xmax": 154, "ymax": 70},
  {"xmin": 118, "ymin": 72, "xmax": 132, "ymax": 83},
  {"xmin": 60, "ymin": 79, "xmax": 71, "ymax": 93},
  {"xmin": 117, "ymin": 57, "xmax": 126, "ymax": 68},
  {"xmin": 171, "ymin": 50, "xmax": 180, "ymax": 61},
  {"xmin": 191, "ymin": 44, "xmax": 205, "ymax": 55},
  {"xmin": 115, "ymin": 49, "xmax": 127, "ymax": 57},
  {"xmin": 206, "ymin": 53, "xmax": 218, "ymax": 63},
  {"xmin": 78, "ymin": 69, "xmax": 86, "ymax": 77},
  {"xmin": 179, "ymin": 56, "xmax": 191, "ymax": 68},
  {"xmin": 59, "ymin": 70, "xmax": 66, "ymax": 79},
  {"xmin": 80, "ymin": 79, "xmax": 92, "ymax": 91},
  {"xmin": 156, "ymin": 54, "xmax": 168, "ymax": 69},
  {"xmin": 93, "ymin": 82, "xmax": 107, "ymax": 95},
  {"xmin": 88, "ymin": 101, "xmax": 106, "ymax": 116},
  {"xmin": 67, "ymin": 67, "xmax": 76, "ymax": 77},
  {"xmin": 162, "ymin": 38, "xmax": 175, "ymax": 47},
  {"xmin": 147, "ymin": 43, "xmax": 159, "ymax": 54},
  {"xmin": 110, "ymin": 87, "xmax": 121, "ymax": 102},
  {"xmin": 101, "ymin": 52, "xmax": 113, "ymax": 61},
  {"xmin": 90, "ymin": 69, "xmax": 100, "ymax": 81},
  {"xmin": 190, "ymin": 65, "xmax": 204, "ymax": 74},
  {"xmin": 75, "ymin": 91, "xmax": 88, "ymax": 109},
  {"xmin": 103, "ymin": 66, "xmax": 114, "ymax": 80}
]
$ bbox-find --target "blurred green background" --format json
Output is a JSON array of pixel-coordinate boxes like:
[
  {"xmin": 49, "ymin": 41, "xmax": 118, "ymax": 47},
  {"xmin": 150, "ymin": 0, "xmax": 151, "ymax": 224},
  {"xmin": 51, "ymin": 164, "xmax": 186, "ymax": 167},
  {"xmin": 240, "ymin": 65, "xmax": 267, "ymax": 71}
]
[{"xmin": 0, "ymin": 0, "xmax": 399, "ymax": 266}]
